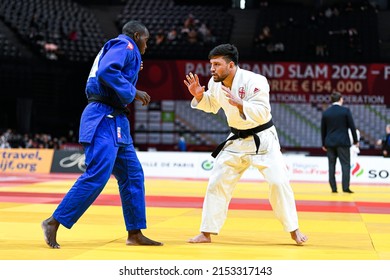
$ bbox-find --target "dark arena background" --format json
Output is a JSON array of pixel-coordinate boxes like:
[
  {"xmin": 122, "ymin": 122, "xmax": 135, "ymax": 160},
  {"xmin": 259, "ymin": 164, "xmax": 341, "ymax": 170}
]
[
  {"xmin": 1, "ymin": 1, "xmax": 390, "ymax": 277},
  {"xmin": 1, "ymin": 0, "xmax": 389, "ymax": 154}
]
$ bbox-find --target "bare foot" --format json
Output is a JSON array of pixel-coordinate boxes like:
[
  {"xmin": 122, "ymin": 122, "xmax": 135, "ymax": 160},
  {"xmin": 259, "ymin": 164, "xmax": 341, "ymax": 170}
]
[
  {"xmin": 41, "ymin": 216, "xmax": 60, "ymax": 249},
  {"xmin": 290, "ymin": 229, "xmax": 308, "ymax": 245},
  {"xmin": 188, "ymin": 232, "xmax": 211, "ymax": 243},
  {"xmin": 126, "ymin": 230, "xmax": 163, "ymax": 246}
]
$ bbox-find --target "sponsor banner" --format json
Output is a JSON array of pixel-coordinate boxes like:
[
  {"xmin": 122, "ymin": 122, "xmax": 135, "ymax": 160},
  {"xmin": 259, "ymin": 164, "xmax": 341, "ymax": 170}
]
[
  {"xmin": 138, "ymin": 60, "xmax": 390, "ymax": 105},
  {"xmin": 139, "ymin": 151, "xmax": 213, "ymax": 179},
  {"xmin": 140, "ymin": 152, "xmax": 390, "ymax": 184},
  {"xmin": 0, "ymin": 149, "xmax": 54, "ymax": 174},
  {"xmin": 283, "ymin": 155, "xmax": 389, "ymax": 184},
  {"xmin": 50, "ymin": 150, "xmax": 86, "ymax": 173},
  {"xmin": 47, "ymin": 150, "xmax": 390, "ymax": 184}
]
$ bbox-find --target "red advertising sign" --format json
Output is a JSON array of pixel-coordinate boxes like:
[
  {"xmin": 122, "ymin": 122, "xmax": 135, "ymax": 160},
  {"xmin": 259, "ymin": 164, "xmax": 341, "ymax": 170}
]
[{"xmin": 138, "ymin": 60, "xmax": 390, "ymax": 105}]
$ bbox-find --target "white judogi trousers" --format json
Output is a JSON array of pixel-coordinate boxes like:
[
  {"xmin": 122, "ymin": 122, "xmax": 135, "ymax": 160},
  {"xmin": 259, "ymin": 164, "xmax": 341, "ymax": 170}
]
[{"xmin": 200, "ymin": 126, "xmax": 299, "ymax": 234}]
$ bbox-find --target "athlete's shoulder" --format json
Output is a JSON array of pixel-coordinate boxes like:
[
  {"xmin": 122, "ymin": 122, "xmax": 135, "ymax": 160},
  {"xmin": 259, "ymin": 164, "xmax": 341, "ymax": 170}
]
[
  {"xmin": 239, "ymin": 67, "xmax": 266, "ymax": 79},
  {"xmin": 106, "ymin": 35, "xmax": 136, "ymax": 51},
  {"xmin": 238, "ymin": 68, "xmax": 268, "ymax": 85}
]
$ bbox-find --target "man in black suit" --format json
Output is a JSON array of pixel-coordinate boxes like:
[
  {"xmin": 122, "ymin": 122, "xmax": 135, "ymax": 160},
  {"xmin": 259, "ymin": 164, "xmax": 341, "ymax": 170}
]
[{"xmin": 321, "ymin": 92, "xmax": 359, "ymax": 193}]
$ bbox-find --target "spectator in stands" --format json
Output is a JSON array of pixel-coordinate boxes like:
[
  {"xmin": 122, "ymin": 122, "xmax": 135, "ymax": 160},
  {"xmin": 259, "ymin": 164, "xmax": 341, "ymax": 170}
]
[
  {"xmin": 43, "ymin": 42, "xmax": 59, "ymax": 60},
  {"xmin": 0, "ymin": 135, "xmax": 10, "ymax": 149},
  {"xmin": 24, "ymin": 134, "xmax": 34, "ymax": 149},
  {"xmin": 321, "ymin": 92, "xmax": 359, "ymax": 193},
  {"xmin": 307, "ymin": 14, "xmax": 319, "ymax": 29},
  {"xmin": 167, "ymin": 26, "xmax": 178, "ymax": 43},
  {"xmin": 344, "ymin": 1, "xmax": 354, "ymax": 13},
  {"xmin": 0, "ymin": 129, "xmax": 75, "ymax": 149},
  {"xmin": 273, "ymin": 41, "xmax": 285, "ymax": 53},
  {"xmin": 183, "ymin": 43, "xmax": 307, "ymax": 245},
  {"xmin": 183, "ymin": 13, "xmax": 197, "ymax": 30},
  {"xmin": 198, "ymin": 23, "xmax": 215, "ymax": 45},
  {"xmin": 332, "ymin": 5, "xmax": 340, "ymax": 16},
  {"xmin": 187, "ymin": 28, "xmax": 199, "ymax": 44},
  {"xmin": 39, "ymin": 133, "xmax": 51, "ymax": 148},
  {"xmin": 0, "ymin": 129, "xmax": 12, "ymax": 149},
  {"xmin": 376, "ymin": 124, "xmax": 390, "ymax": 157},
  {"xmin": 315, "ymin": 42, "xmax": 328, "ymax": 57},
  {"xmin": 255, "ymin": 25, "xmax": 276, "ymax": 54},
  {"xmin": 347, "ymin": 27, "xmax": 361, "ymax": 53},
  {"xmin": 324, "ymin": 7, "xmax": 333, "ymax": 18},
  {"xmin": 181, "ymin": 13, "xmax": 200, "ymax": 42},
  {"xmin": 154, "ymin": 29, "xmax": 166, "ymax": 45},
  {"xmin": 254, "ymin": 25, "xmax": 272, "ymax": 50},
  {"xmin": 41, "ymin": 20, "xmax": 162, "ymax": 249},
  {"xmin": 181, "ymin": 14, "xmax": 194, "ymax": 36}
]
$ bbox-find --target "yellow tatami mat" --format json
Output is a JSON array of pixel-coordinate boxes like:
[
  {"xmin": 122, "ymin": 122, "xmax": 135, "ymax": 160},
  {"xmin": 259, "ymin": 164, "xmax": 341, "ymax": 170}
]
[{"xmin": 0, "ymin": 174, "xmax": 390, "ymax": 261}]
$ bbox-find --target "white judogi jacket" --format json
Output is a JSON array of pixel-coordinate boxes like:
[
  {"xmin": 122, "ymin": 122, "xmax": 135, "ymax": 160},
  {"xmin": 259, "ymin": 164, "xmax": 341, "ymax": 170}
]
[{"xmin": 191, "ymin": 67, "xmax": 274, "ymax": 154}]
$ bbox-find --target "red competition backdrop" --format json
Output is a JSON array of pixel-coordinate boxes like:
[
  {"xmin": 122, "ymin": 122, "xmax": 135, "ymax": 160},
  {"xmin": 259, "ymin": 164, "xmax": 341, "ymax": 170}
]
[{"xmin": 137, "ymin": 60, "xmax": 390, "ymax": 105}]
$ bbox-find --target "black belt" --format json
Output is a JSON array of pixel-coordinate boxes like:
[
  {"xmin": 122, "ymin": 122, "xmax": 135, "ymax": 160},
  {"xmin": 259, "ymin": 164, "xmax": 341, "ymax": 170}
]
[
  {"xmin": 211, "ymin": 119, "xmax": 274, "ymax": 158},
  {"xmin": 88, "ymin": 94, "xmax": 129, "ymax": 117}
]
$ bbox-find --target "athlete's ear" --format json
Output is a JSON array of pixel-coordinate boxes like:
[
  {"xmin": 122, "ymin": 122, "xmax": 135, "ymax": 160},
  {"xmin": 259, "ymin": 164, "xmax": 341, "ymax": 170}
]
[{"xmin": 134, "ymin": 32, "xmax": 140, "ymax": 41}]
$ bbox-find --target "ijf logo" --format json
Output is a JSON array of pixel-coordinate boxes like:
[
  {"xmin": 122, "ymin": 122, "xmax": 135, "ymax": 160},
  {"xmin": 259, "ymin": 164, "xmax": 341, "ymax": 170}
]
[{"xmin": 351, "ymin": 162, "xmax": 364, "ymax": 177}]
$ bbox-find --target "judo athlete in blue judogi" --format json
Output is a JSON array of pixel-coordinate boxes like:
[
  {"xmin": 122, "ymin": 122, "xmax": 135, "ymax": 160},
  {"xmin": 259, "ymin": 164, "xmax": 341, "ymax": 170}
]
[{"xmin": 42, "ymin": 20, "xmax": 162, "ymax": 248}]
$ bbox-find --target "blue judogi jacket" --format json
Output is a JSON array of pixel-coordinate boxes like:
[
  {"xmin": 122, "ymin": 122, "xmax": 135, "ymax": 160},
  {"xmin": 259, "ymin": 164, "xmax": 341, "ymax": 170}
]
[{"xmin": 79, "ymin": 34, "xmax": 141, "ymax": 146}]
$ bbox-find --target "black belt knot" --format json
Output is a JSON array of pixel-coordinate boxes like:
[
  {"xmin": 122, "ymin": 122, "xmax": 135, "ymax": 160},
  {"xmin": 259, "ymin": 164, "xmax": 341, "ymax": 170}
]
[
  {"xmin": 211, "ymin": 119, "xmax": 274, "ymax": 158},
  {"xmin": 87, "ymin": 94, "xmax": 129, "ymax": 117}
]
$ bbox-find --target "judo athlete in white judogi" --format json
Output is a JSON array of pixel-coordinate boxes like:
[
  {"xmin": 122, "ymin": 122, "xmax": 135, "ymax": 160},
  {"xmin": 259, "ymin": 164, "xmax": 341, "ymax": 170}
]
[
  {"xmin": 184, "ymin": 44, "xmax": 308, "ymax": 245},
  {"xmin": 349, "ymin": 128, "xmax": 361, "ymax": 165}
]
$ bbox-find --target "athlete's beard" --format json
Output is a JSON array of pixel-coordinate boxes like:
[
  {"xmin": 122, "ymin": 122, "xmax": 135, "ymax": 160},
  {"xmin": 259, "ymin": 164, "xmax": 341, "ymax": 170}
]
[
  {"xmin": 212, "ymin": 76, "xmax": 221, "ymax": 82},
  {"xmin": 212, "ymin": 72, "xmax": 228, "ymax": 83}
]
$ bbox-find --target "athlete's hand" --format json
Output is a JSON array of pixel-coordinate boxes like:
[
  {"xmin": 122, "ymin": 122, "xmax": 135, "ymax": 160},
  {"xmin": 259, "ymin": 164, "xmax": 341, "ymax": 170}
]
[
  {"xmin": 222, "ymin": 85, "xmax": 242, "ymax": 107},
  {"xmin": 135, "ymin": 90, "xmax": 150, "ymax": 106},
  {"xmin": 184, "ymin": 72, "xmax": 205, "ymax": 102},
  {"xmin": 222, "ymin": 85, "xmax": 244, "ymax": 115},
  {"xmin": 140, "ymin": 61, "xmax": 144, "ymax": 71}
]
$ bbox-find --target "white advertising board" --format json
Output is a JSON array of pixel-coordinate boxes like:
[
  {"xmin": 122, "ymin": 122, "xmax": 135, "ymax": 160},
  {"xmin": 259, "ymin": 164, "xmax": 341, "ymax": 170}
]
[{"xmin": 138, "ymin": 152, "xmax": 390, "ymax": 184}]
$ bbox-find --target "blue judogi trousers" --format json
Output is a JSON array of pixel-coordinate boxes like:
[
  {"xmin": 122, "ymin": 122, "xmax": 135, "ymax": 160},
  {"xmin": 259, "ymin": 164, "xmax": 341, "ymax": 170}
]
[{"xmin": 53, "ymin": 117, "xmax": 146, "ymax": 231}]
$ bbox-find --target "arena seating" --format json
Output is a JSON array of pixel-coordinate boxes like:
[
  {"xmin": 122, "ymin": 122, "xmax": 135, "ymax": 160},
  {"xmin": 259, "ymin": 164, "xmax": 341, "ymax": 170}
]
[
  {"xmin": 252, "ymin": 1, "xmax": 380, "ymax": 62},
  {"xmin": 174, "ymin": 100, "xmax": 228, "ymax": 145},
  {"xmin": 171, "ymin": 101, "xmax": 386, "ymax": 150},
  {"xmin": 116, "ymin": 0, "xmax": 234, "ymax": 59},
  {"xmin": 0, "ymin": 0, "xmax": 380, "ymax": 62},
  {"xmin": 0, "ymin": 32, "xmax": 22, "ymax": 60},
  {"xmin": 0, "ymin": 0, "xmax": 106, "ymax": 62}
]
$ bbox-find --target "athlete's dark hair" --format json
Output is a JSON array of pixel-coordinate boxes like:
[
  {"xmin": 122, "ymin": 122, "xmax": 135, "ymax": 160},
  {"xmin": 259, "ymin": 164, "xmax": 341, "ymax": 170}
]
[
  {"xmin": 122, "ymin": 20, "xmax": 148, "ymax": 39},
  {"xmin": 208, "ymin": 44, "xmax": 239, "ymax": 65},
  {"xmin": 331, "ymin": 92, "xmax": 342, "ymax": 103}
]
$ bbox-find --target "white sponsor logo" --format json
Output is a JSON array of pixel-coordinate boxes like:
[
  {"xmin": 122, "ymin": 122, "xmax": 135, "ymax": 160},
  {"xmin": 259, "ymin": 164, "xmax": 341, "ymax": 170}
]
[{"xmin": 59, "ymin": 153, "xmax": 86, "ymax": 172}]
